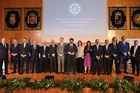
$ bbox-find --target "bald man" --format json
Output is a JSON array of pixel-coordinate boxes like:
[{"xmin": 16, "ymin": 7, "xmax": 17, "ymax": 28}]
[
  {"xmin": 92, "ymin": 39, "xmax": 103, "ymax": 75},
  {"xmin": 30, "ymin": 40, "xmax": 40, "ymax": 73},
  {"xmin": 39, "ymin": 41, "xmax": 49, "ymax": 73},
  {"xmin": 0, "ymin": 38, "xmax": 9, "ymax": 75},
  {"xmin": 49, "ymin": 39, "xmax": 57, "ymax": 73}
]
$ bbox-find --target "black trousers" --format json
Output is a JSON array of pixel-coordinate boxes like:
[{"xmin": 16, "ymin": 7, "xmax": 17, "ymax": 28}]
[
  {"xmin": 40, "ymin": 57, "xmax": 47, "ymax": 73},
  {"xmin": 20, "ymin": 56, "xmax": 29, "ymax": 73},
  {"xmin": 131, "ymin": 58, "xmax": 139, "ymax": 75},
  {"xmin": 0, "ymin": 58, "xmax": 8, "ymax": 75},
  {"xmin": 12, "ymin": 56, "xmax": 20, "ymax": 73},
  {"xmin": 31, "ymin": 58, "xmax": 39, "ymax": 73},
  {"xmin": 76, "ymin": 57, "xmax": 84, "ymax": 73},
  {"xmin": 50, "ymin": 56, "xmax": 57, "ymax": 72},
  {"xmin": 110, "ymin": 57, "xmax": 119, "ymax": 73},
  {"xmin": 66, "ymin": 55, "xmax": 76, "ymax": 73},
  {"xmin": 103, "ymin": 58, "xmax": 111, "ymax": 74},
  {"xmin": 93, "ymin": 59, "xmax": 101, "ymax": 74}
]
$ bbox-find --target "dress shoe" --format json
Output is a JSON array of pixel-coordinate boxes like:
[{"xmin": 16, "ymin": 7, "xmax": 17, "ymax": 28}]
[
  {"xmin": 102, "ymin": 72, "xmax": 106, "ymax": 74},
  {"xmin": 92, "ymin": 73, "xmax": 96, "ymax": 75},
  {"xmin": 12, "ymin": 71, "xmax": 16, "ymax": 74},
  {"xmin": 124, "ymin": 71, "xmax": 128, "ymax": 74},
  {"xmin": 132, "ymin": 72, "xmax": 135, "ymax": 74},
  {"xmin": 98, "ymin": 73, "xmax": 100, "ymax": 75},
  {"xmin": 136, "ymin": 74, "xmax": 139, "ymax": 76},
  {"xmin": 118, "ymin": 71, "xmax": 121, "ymax": 74},
  {"xmin": 107, "ymin": 73, "xmax": 110, "ymax": 75},
  {"xmin": 20, "ymin": 72, "xmax": 23, "ymax": 74},
  {"xmin": 73, "ymin": 72, "xmax": 76, "ymax": 75},
  {"xmin": 66, "ymin": 72, "xmax": 69, "ymax": 75}
]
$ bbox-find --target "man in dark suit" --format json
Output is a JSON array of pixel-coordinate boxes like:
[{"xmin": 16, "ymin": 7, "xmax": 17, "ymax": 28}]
[
  {"xmin": 103, "ymin": 39, "xmax": 112, "ymax": 75},
  {"xmin": 110, "ymin": 37, "xmax": 120, "ymax": 74},
  {"xmin": 19, "ymin": 38, "xmax": 30, "ymax": 74},
  {"xmin": 0, "ymin": 38, "xmax": 9, "ymax": 75},
  {"xmin": 130, "ymin": 40, "xmax": 140, "ymax": 76},
  {"xmin": 40, "ymin": 41, "xmax": 49, "ymax": 73},
  {"xmin": 92, "ymin": 39, "xmax": 103, "ymax": 75},
  {"xmin": 30, "ymin": 40, "xmax": 40, "ymax": 73},
  {"xmin": 119, "ymin": 36, "xmax": 129, "ymax": 74},
  {"xmin": 64, "ymin": 38, "xmax": 77, "ymax": 74},
  {"xmin": 49, "ymin": 39, "xmax": 57, "ymax": 73},
  {"xmin": 10, "ymin": 38, "xmax": 20, "ymax": 73}
]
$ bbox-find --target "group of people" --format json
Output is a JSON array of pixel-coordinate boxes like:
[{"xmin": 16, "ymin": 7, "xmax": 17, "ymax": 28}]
[{"xmin": 0, "ymin": 36, "xmax": 140, "ymax": 76}]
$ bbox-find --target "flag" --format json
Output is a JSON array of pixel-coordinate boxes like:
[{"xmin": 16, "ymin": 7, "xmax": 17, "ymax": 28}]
[{"xmin": 28, "ymin": 38, "xmax": 31, "ymax": 57}]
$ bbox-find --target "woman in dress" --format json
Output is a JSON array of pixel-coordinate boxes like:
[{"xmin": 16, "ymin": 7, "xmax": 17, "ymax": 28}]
[
  {"xmin": 84, "ymin": 41, "xmax": 92, "ymax": 73},
  {"xmin": 76, "ymin": 40, "xmax": 84, "ymax": 73}
]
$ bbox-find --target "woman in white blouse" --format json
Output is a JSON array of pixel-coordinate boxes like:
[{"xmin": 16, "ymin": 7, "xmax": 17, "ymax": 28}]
[{"xmin": 76, "ymin": 40, "xmax": 84, "ymax": 73}]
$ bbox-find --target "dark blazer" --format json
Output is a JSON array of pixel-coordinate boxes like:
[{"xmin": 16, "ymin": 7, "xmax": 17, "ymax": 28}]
[
  {"xmin": 92, "ymin": 45, "xmax": 103, "ymax": 60},
  {"xmin": 30, "ymin": 45, "xmax": 40, "ymax": 60},
  {"xmin": 110, "ymin": 43, "xmax": 120, "ymax": 59},
  {"xmin": 49, "ymin": 44, "xmax": 57, "ymax": 57},
  {"xmin": 0, "ymin": 43, "xmax": 8, "ymax": 59},
  {"xmin": 84, "ymin": 46, "xmax": 92, "ymax": 57},
  {"xmin": 10, "ymin": 44, "xmax": 20, "ymax": 56},
  {"xmin": 130, "ymin": 45, "xmax": 140, "ymax": 61},
  {"xmin": 40, "ymin": 46, "xmax": 49, "ymax": 58},
  {"xmin": 64, "ymin": 43, "xmax": 78, "ymax": 55},
  {"xmin": 19, "ymin": 43, "xmax": 30, "ymax": 57},
  {"xmin": 119, "ymin": 41, "xmax": 129, "ymax": 57},
  {"xmin": 103, "ymin": 44, "xmax": 112, "ymax": 59}
]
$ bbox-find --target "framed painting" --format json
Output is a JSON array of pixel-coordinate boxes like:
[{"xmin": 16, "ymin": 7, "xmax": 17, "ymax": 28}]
[
  {"xmin": 24, "ymin": 8, "xmax": 41, "ymax": 30},
  {"xmin": 5, "ymin": 8, "xmax": 21, "ymax": 30},
  {"xmin": 130, "ymin": 7, "xmax": 140, "ymax": 30},
  {"xmin": 109, "ymin": 7, "xmax": 127, "ymax": 30}
]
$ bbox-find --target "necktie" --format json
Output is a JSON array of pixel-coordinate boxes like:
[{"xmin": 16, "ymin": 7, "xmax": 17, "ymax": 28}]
[
  {"xmin": 24, "ymin": 43, "xmax": 26, "ymax": 48},
  {"xmin": 114, "ymin": 43, "xmax": 116, "ymax": 50},
  {"xmin": 123, "ymin": 42, "xmax": 125, "ymax": 46},
  {"xmin": 14, "ymin": 44, "xmax": 16, "ymax": 48},
  {"xmin": 52, "ymin": 44, "xmax": 55, "ymax": 48},
  {"xmin": 96, "ymin": 45, "xmax": 99, "ymax": 50},
  {"xmin": 4, "ymin": 43, "xmax": 6, "ymax": 48},
  {"xmin": 134, "ymin": 46, "xmax": 137, "ymax": 55},
  {"xmin": 61, "ymin": 43, "xmax": 63, "ymax": 47},
  {"xmin": 106, "ymin": 45, "xmax": 108, "ymax": 50},
  {"xmin": 70, "ymin": 44, "xmax": 73, "ymax": 48},
  {"xmin": 33, "ymin": 45, "xmax": 36, "ymax": 50}
]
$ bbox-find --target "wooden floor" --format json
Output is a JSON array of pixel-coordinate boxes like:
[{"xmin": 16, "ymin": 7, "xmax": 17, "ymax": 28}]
[{"xmin": 5, "ymin": 63, "xmax": 140, "ymax": 83}]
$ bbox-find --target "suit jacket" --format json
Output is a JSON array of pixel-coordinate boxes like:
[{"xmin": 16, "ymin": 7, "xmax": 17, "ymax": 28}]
[
  {"xmin": 130, "ymin": 45, "xmax": 140, "ymax": 61},
  {"xmin": 30, "ymin": 44, "xmax": 40, "ymax": 59},
  {"xmin": 57, "ymin": 43, "xmax": 66, "ymax": 55},
  {"xmin": 109, "ymin": 43, "xmax": 120, "ymax": 59},
  {"xmin": 103, "ymin": 44, "xmax": 112, "ymax": 59},
  {"xmin": 92, "ymin": 45, "xmax": 103, "ymax": 60},
  {"xmin": 0, "ymin": 43, "xmax": 8, "ymax": 59},
  {"xmin": 19, "ymin": 43, "xmax": 30, "ymax": 57},
  {"xmin": 119, "ymin": 41, "xmax": 129, "ymax": 58},
  {"xmin": 64, "ymin": 43, "xmax": 78, "ymax": 55},
  {"xmin": 84, "ymin": 46, "xmax": 92, "ymax": 57},
  {"xmin": 10, "ymin": 44, "xmax": 20, "ymax": 57},
  {"xmin": 49, "ymin": 44, "xmax": 57, "ymax": 57},
  {"xmin": 40, "ymin": 46, "xmax": 49, "ymax": 59}
]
